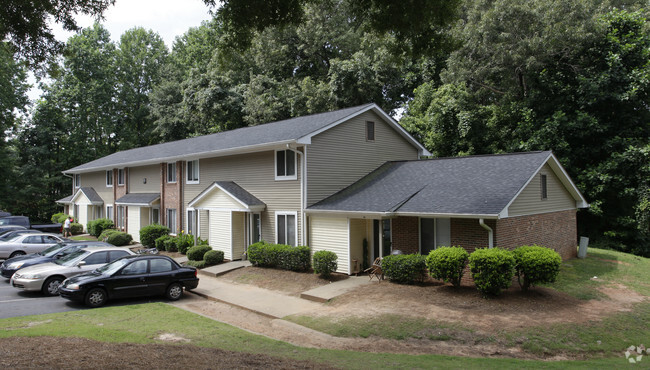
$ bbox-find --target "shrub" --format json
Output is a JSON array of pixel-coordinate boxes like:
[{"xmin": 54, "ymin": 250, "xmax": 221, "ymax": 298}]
[
  {"xmin": 163, "ymin": 238, "xmax": 178, "ymax": 252},
  {"xmin": 312, "ymin": 250, "xmax": 338, "ymax": 277},
  {"xmin": 187, "ymin": 245, "xmax": 212, "ymax": 261},
  {"xmin": 186, "ymin": 260, "xmax": 206, "ymax": 268},
  {"xmin": 426, "ymin": 246, "xmax": 469, "ymax": 287},
  {"xmin": 87, "ymin": 218, "xmax": 114, "ymax": 237},
  {"xmin": 155, "ymin": 235, "xmax": 172, "ymax": 250},
  {"xmin": 513, "ymin": 245, "xmax": 562, "ymax": 291},
  {"xmin": 196, "ymin": 237, "xmax": 209, "ymax": 246},
  {"xmin": 105, "ymin": 231, "xmax": 133, "ymax": 246},
  {"xmin": 52, "ymin": 213, "xmax": 75, "ymax": 224},
  {"xmin": 469, "ymin": 248, "xmax": 516, "ymax": 297},
  {"xmin": 204, "ymin": 250, "xmax": 224, "ymax": 265},
  {"xmin": 247, "ymin": 241, "xmax": 272, "ymax": 266},
  {"xmin": 69, "ymin": 223, "xmax": 84, "ymax": 235},
  {"xmin": 99, "ymin": 229, "xmax": 120, "ymax": 241},
  {"xmin": 381, "ymin": 254, "xmax": 427, "ymax": 284},
  {"xmin": 139, "ymin": 224, "xmax": 170, "ymax": 248},
  {"xmin": 279, "ymin": 245, "xmax": 311, "ymax": 271},
  {"xmin": 176, "ymin": 232, "xmax": 194, "ymax": 254}
]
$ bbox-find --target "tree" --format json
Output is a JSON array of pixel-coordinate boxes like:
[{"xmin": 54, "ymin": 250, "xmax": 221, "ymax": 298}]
[{"xmin": 1, "ymin": 0, "xmax": 115, "ymax": 71}]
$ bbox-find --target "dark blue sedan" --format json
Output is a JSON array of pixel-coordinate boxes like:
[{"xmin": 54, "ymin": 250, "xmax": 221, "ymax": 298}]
[
  {"xmin": 59, "ymin": 255, "xmax": 199, "ymax": 307},
  {"xmin": 0, "ymin": 241, "xmax": 111, "ymax": 278}
]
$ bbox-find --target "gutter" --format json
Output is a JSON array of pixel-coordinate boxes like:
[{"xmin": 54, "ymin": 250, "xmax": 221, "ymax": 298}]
[{"xmin": 479, "ymin": 218, "xmax": 494, "ymax": 248}]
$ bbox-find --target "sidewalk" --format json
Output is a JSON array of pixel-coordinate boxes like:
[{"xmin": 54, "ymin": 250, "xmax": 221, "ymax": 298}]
[{"xmin": 177, "ymin": 258, "xmax": 371, "ymax": 318}]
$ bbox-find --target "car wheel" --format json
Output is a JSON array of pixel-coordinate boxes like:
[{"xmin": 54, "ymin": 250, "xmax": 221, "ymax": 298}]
[
  {"xmin": 9, "ymin": 251, "xmax": 25, "ymax": 258},
  {"xmin": 85, "ymin": 288, "xmax": 107, "ymax": 308},
  {"xmin": 42, "ymin": 277, "xmax": 63, "ymax": 296},
  {"xmin": 166, "ymin": 283, "xmax": 183, "ymax": 301}
]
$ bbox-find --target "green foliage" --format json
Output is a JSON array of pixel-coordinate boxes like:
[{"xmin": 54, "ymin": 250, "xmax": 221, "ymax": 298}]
[
  {"xmin": 381, "ymin": 254, "xmax": 427, "ymax": 284},
  {"xmin": 312, "ymin": 250, "xmax": 338, "ymax": 278},
  {"xmin": 247, "ymin": 242, "xmax": 311, "ymax": 271},
  {"xmin": 187, "ymin": 245, "xmax": 212, "ymax": 261},
  {"xmin": 99, "ymin": 229, "xmax": 119, "ymax": 241},
  {"xmin": 247, "ymin": 241, "xmax": 273, "ymax": 267},
  {"xmin": 139, "ymin": 224, "xmax": 170, "ymax": 248},
  {"xmin": 425, "ymin": 246, "xmax": 469, "ymax": 287},
  {"xmin": 468, "ymin": 248, "xmax": 516, "ymax": 297},
  {"xmin": 204, "ymin": 250, "xmax": 224, "ymax": 265},
  {"xmin": 69, "ymin": 222, "xmax": 83, "ymax": 235},
  {"xmin": 105, "ymin": 231, "xmax": 133, "ymax": 246},
  {"xmin": 175, "ymin": 232, "xmax": 194, "ymax": 254},
  {"xmin": 280, "ymin": 245, "xmax": 311, "ymax": 271},
  {"xmin": 513, "ymin": 245, "xmax": 562, "ymax": 291},
  {"xmin": 163, "ymin": 238, "xmax": 178, "ymax": 252},
  {"xmin": 86, "ymin": 218, "xmax": 114, "ymax": 237},
  {"xmin": 185, "ymin": 260, "xmax": 206, "ymax": 269},
  {"xmin": 51, "ymin": 213, "xmax": 73, "ymax": 224},
  {"xmin": 154, "ymin": 235, "xmax": 171, "ymax": 250}
]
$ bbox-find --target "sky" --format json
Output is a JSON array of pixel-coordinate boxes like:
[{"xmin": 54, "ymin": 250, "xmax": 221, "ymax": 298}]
[{"xmin": 28, "ymin": 0, "xmax": 214, "ymax": 101}]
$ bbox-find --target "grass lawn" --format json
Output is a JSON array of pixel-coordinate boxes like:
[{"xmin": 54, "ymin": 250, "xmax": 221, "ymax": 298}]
[
  {"xmin": 69, "ymin": 235, "xmax": 99, "ymax": 241},
  {"xmin": 0, "ymin": 303, "xmax": 630, "ymax": 369}
]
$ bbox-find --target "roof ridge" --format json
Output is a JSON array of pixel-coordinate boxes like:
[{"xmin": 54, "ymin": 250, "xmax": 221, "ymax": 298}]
[{"xmin": 384, "ymin": 151, "xmax": 550, "ymax": 165}]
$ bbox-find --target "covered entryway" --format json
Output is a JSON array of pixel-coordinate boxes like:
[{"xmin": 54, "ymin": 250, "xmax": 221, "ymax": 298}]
[
  {"xmin": 115, "ymin": 193, "xmax": 161, "ymax": 243},
  {"xmin": 188, "ymin": 181, "xmax": 265, "ymax": 260},
  {"xmin": 65, "ymin": 187, "xmax": 104, "ymax": 232}
]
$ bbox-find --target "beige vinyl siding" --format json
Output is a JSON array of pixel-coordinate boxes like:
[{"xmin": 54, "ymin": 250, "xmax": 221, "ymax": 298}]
[
  {"xmin": 127, "ymin": 206, "xmax": 141, "ymax": 242},
  {"xmin": 209, "ymin": 210, "xmax": 232, "ymax": 260},
  {"xmin": 140, "ymin": 207, "xmax": 150, "ymax": 229},
  {"xmin": 78, "ymin": 205, "xmax": 88, "ymax": 230},
  {"xmin": 194, "ymin": 189, "xmax": 243, "ymax": 209},
  {"xmin": 508, "ymin": 164, "xmax": 576, "ymax": 217},
  {"xmin": 349, "ymin": 218, "xmax": 370, "ymax": 273},
  {"xmin": 80, "ymin": 171, "xmax": 114, "ymax": 206},
  {"xmin": 310, "ymin": 216, "xmax": 349, "ymax": 274},
  {"xmin": 129, "ymin": 164, "xmax": 161, "ymax": 193},
  {"xmin": 199, "ymin": 210, "xmax": 209, "ymax": 240},
  {"xmin": 307, "ymin": 110, "xmax": 419, "ymax": 206},
  {"xmin": 231, "ymin": 211, "xmax": 246, "ymax": 260},
  {"xmin": 184, "ymin": 151, "xmax": 302, "ymax": 246}
]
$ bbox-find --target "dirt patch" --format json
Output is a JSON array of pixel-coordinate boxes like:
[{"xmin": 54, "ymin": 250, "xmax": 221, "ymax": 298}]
[
  {"xmin": 0, "ymin": 336, "xmax": 331, "ymax": 369},
  {"xmin": 218, "ymin": 267, "xmax": 348, "ymax": 296}
]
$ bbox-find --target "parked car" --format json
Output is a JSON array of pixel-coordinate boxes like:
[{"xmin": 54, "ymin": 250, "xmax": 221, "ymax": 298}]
[
  {"xmin": 0, "ymin": 216, "xmax": 62, "ymax": 234},
  {"xmin": 59, "ymin": 255, "xmax": 199, "ymax": 307},
  {"xmin": 0, "ymin": 233, "xmax": 66, "ymax": 259},
  {"xmin": 10, "ymin": 245, "xmax": 135, "ymax": 296},
  {"xmin": 0, "ymin": 225, "xmax": 27, "ymax": 236},
  {"xmin": 0, "ymin": 229, "xmax": 40, "ymax": 242},
  {"xmin": 0, "ymin": 241, "xmax": 112, "ymax": 278}
]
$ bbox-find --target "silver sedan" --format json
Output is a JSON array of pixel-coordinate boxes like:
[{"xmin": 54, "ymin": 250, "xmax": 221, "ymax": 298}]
[{"xmin": 0, "ymin": 234, "xmax": 65, "ymax": 259}]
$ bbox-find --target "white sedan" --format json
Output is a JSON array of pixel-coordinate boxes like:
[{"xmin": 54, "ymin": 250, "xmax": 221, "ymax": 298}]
[{"xmin": 0, "ymin": 233, "xmax": 65, "ymax": 259}]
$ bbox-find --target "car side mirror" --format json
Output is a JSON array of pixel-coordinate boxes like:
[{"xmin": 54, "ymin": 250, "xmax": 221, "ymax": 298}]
[{"xmin": 77, "ymin": 261, "xmax": 86, "ymax": 268}]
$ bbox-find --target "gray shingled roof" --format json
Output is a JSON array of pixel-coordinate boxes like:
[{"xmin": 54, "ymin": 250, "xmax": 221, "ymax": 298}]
[
  {"xmin": 66, "ymin": 103, "xmax": 423, "ymax": 173},
  {"xmin": 307, "ymin": 151, "xmax": 555, "ymax": 216},
  {"xmin": 115, "ymin": 193, "xmax": 160, "ymax": 206},
  {"xmin": 188, "ymin": 181, "xmax": 266, "ymax": 209},
  {"xmin": 56, "ymin": 195, "xmax": 73, "ymax": 204}
]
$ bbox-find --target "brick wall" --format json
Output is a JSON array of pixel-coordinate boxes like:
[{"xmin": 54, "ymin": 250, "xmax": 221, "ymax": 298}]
[
  {"xmin": 450, "ymin": 218, "xmax": 495, "ymax": 254},
  {"xmin": 161, "ymin": 161, "xmax": 183, "ymax": 233},
  {"xmin": 391, "ymin": 216, "xmax": 419, "ymax": 254},
  {"xmin": 114, "ymin": 168, "xmax": 128, "ymax": 231},
  {"xmin": 495, "ymin": 210, "xmax": 578, "ymax": 260}
]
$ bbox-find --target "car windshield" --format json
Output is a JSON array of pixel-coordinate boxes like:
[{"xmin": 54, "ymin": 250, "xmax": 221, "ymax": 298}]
[
  {"xmin": 40, "ymin": 243, "xmax": 67, "ymax": 256},
  {"xmin": 94, "ymin": 258, "xmax": 132, "ymax": 275},
  {"xmin": 54, "ymin": 250, "xmax": 89, "ymax": 266}
]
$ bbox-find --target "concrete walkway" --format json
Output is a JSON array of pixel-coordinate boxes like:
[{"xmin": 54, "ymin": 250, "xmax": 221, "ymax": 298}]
[{"xmin": 176, "ymin": 259, "xmax": 371, "ymax": 318}]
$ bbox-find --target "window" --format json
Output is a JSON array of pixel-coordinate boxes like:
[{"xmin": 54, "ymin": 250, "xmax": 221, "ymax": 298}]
[
  {"xmin": 121, "ymin": 260, "xmax": 148, "ymax": 275},
  {"xmin": 117, "ymin": 206, "xmax": 125, "ymax": 230},
  {"xmin": 541, "ymin": 174, "xmax": 548, "ymax": 200},
  {"xmin": 276, "ymin": 212, "xmax": 297, "ymax": 246},
  {"xmin": 167, "ymin": 208, "xmax": 177, "ymax": 234},
  {"xmin": 106, "ymin": 170, "xmax": 113, "ymax": 187},
  {"xmin": 275, "ymin": 150, "xmax": 296, "ymax": 180},
  {"xmin": 187, "ymin": 209, "xmax": 197, "ymax": 236},
  {"xmin": 84, "ymin": 251, "xmax": 108, "ymax": 265},
  {"xmin": 419, "ymin": 218, "xmax": 451, "ymax": 255},
  {"xmin": 167, "ymin": 163, "xmax": 176, "ymax": 183},
  {"xmin": 106, "ymin": 205, "xmax": 113, "ymax": 221},
  {"xmin": 150, "ymin": 258, "xmax": 173, "ymax": 273},
  {"xmin": 186, "ymin": 160, "xmax": 199, "ymax": 184},
  {"xmin": 74, "ymin": 174, "xmax": 81, "ymax": 188},
  {"xmin": 109, "ymin": 250, "xmax": 129, "ymax": 261},
  {"xmin": 24, "ymin": 236, "xmax": 42, "ymax": 244},
  {"xmin": 251, "ymin": 213, "xmax": 261, "ymax": 244},
  {"xmin": 74, "ymin": 204, "xmax": 79, "ymax": 220},
  {"xmin": 118, "ymin": 169, "xmax": 125, "ymax": 185},
  {"xmin": 366, "ymin": 121, "xmax": 375, "ymax": 141},
  {"xmin": 151, "ymin": 208, "xmax": 160, "ymax": 224}
]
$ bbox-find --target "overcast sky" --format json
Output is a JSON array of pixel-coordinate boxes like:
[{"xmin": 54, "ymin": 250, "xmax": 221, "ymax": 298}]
[{"xmin": 29, "ymin": 0, "xmax": 213, "ymax": 101}]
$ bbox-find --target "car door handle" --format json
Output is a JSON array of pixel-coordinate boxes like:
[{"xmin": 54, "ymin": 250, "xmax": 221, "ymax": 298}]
[{"xmin": 139, "ymin": 277, "xmax": 145, "ymax": 281}]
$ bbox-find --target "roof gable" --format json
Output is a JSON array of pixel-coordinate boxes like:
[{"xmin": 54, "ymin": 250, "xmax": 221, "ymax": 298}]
[
  {"xmin": 188, "ymin": 181, "xmax": 265, "ymax": 211},
  {"xmin": 70, "ymin": 187, "xmax": 103, "ymax": 205}
]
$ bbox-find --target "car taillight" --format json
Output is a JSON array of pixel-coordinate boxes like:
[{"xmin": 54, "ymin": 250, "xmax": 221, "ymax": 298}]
[{"xmin": 194, "ymin": 269, "xmax": 198, "ymax": 277}]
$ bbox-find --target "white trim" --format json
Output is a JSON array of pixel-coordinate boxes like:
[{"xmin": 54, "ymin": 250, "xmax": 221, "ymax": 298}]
[
  {"xmin": 186, "ymin": 159, "xmax": 199, "ymax": 185},
  {"xmin": 188, "ymin": 182, "xmax": 265, "ymax": 211},
  {"xmin": 275, "ymin": 211, "xmax": 298, "ymax": 246},
  {"xmin": 106, "ymin": 170, "xmax": 113, "ymax": 188},
  {"xmin": 195, "ymin": 206, "xmax": 258, "ymax": 213},
  {"xmin": 166, "ymin": 162, "xmax": 177, "ymax": 183},
  {"xmin": 274, "ymin": 149, "xmax": 298, "ymax": 181},
  {"xmin": 305, "ymin": 208, "xmax": 499, "ymax": 219},
  {"xmin": 117, "ymin": 168, "xmax": 125, "ymax": 186},
  {"xmin": 347, "ymin": 218, "xmax": 351, "ymax": 272}
]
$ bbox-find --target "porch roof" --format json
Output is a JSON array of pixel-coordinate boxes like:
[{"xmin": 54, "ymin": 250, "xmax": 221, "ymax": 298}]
[
  {"xmin": 188, "ymin": 181, "xmax": 265, "ymax": 211},
  {"xmin": 115, "ymin": 193, "xmax": 160, "ymax": 206},
  {"xmin": 307, "ymin": 151, "xmax": 582, "ymax": 217},
  {"xmin": 58, "ymin": 187, "xmax": 103, "ymax": 205}
]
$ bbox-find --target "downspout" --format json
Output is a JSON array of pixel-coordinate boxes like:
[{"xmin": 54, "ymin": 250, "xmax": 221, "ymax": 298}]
[
  {"xmin": 479, "ymin": 219, "xmax": 494, "ymax": 248},
  {"xmin": 286, "ymin": 144, "xmax": 306, "ymax": 246}
]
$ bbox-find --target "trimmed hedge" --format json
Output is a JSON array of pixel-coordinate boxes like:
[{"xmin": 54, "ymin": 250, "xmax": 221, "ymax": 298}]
[
  {"xmin": 70, "ymin": 223, "xmax": 84, "ymax": 235},
  {"xmin": 312, "ymin": 250, "xmax": 338, "ymax": 277},
  {"xmin": 87, "ymin": 218, "xmax": 114, "ymax": 237},
  {"xmin": 469, "ymin": 248, "xmax": 516, "ymax": 297},
  {"xmin": 204, "ymin": 250, "xmax": 224, "ymax": 265},
  {"xmin": 99, "ymin": 229, "xmax": 119, "ymax": 241},
  {"xmin": 139, "ymin": 224, "xmax": 170, "ymax": 248},
  {"xmin": 381, "ymin": 254, "xmax": 427, "ymax": 284},
  {"xmin": 163, "ymin": 238, "xmax": 178, "ymax": 252},
  {"xmin": 247, "ymin": 242, "xmax": 311, "ymax": 271},
  {"xmin": 187, "ymin": 245, "xmax": 212, "ymax": 261},
  {"xmin": 186, "ymin": 260, "xmax": 206, "ymax": 268},
  {"xmin": 513, "ymin": 245, "xmax": 562, "ymax": 291},
  {"xmin": 105, "ymin": 231, "xmax": 133, "ymax": 246},
  {"xmin": 426, "ymin": 246, "xmax": 469, "ymax": 287},
  {"xmin": 155, "ymin": 235, "xmax": 172, "ymax": 250},
  {"xmin": 52, "ymin": 213, "xmax": 75, "ymax": 224}
]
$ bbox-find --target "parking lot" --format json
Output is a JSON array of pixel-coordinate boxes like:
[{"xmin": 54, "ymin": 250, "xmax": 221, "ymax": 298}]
[{"xmin": 0, "ymin": 278, "xmax": 79, "ymax": 319}]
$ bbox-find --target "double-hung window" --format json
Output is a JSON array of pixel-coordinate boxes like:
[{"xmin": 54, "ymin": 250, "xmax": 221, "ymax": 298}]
[
  {"xmin": 275, "ymin": 150, "xmax": 296, "ymax": 180},
  {"xmin": 117, "ymin": 206, "xmax": 125, "ymax": 230},
  {"xmin": 167, "ymin": 163, "xmax": 176, "ymax": 183},
  {"xmin": 187, "ymin": 209, "xmax": 197, "ymax": 236},
  {"xmin": 118, "ymin": 169, "xmax": 125, "ymax": 186},
  {"xmin": 366, "ymin": 121, "xmax": 375, "ymax": 141},
  {"xmin": 540, "ymin": 174, "xmax": 548, "ymax": 200},
  {"xmin": 167, "ymin": 208, "xmax": 177, "ymax": 234},
  {"xmin": 106, "ymin": 205, "xmax": 113, "ymax": 221},
  {"xmin": 186, "ymin": 160, "xmax": 199, "ymax": 184},
  {"xmin": 106, "ymin": 170, "xmax": 113, "ymax": 187},
  {"xmin": 276, "ymin": 212, "xmax": 297, "ymax": 246},
  {"xmin": 74, "ymin": 174, "xmax": 81, "ymax": 188}
]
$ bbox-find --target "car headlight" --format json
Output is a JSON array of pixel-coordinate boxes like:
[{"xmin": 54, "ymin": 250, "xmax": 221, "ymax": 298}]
[
  {"xmin": 19, "ymin": 273, "xmax": 41, "ymax": 280},
  {"xmin": 8, "ymin": 262, "xmax": 24, "ymax": 269},
  {"xmin": 65, "ymin": 283, "xmax": 80, "ymax": 290}
]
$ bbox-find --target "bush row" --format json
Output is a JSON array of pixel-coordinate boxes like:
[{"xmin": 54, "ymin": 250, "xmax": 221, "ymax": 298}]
[
  {"xmin": 139, "ymin": 224, "xmax": 170, "ymax": 248},
  {"xmin": 247, "ymin": 241, "xmax": 311, "ymax": 272},
  {"xmin": 312, "ymin": 250, "xmax": 337, "ymax": 277},
  {"xmin": 152, "ymin": 231, "xmax": 197, "ymax": 254},
  {"xmin": 87, "ymin": 218, "xmax": 114, "ymax": 237},
  {"xmin": 186, "ymin": 247, "xmax": 225, "ymax": 268},
  {"xmin": 98, "ymin": 229, "xmax": 133, "ymax": 246}
]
